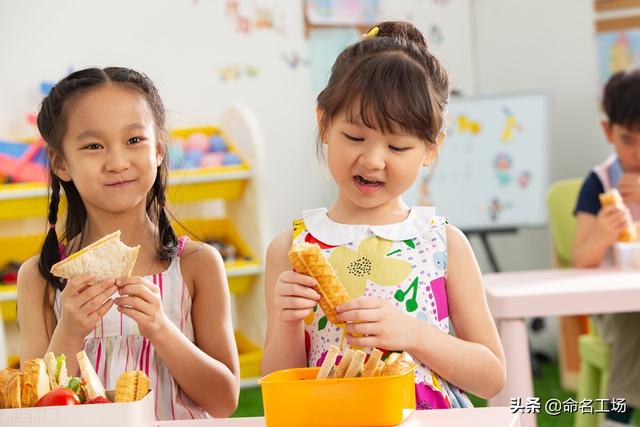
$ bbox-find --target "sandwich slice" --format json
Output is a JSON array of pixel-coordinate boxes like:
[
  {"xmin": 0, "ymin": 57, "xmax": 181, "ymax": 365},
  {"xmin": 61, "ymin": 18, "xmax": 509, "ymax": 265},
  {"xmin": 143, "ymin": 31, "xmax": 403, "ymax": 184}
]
[
  {"xmin": 114, "ymin": 371, "xmax": 150, "ymax": 402},
  {"xmin": 20, "ymin": 359, "xmax": 51, "ymax": 407},
  {"xmin": 316, "ymin": 345, "xmax": 340, "ymax": 379},
  {"xmin": 76, "ymin": 351, "xmax": 106, "ymax": 401},
  {"xmin": 0, "ymin": 368, "xmax": 21, "ymax": 408},
  {"xmin": 44, "ymin": 352, "xmax": 68, "ymax": 389},
  {"xmin": 50, "ymin": 230, "xmax": 140, "ymax": 282}
]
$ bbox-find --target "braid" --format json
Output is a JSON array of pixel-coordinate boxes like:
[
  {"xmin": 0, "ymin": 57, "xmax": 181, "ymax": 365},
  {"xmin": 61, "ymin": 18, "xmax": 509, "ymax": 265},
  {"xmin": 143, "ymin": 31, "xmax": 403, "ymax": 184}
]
[{"xmin": 38, "ymin": 175, "xmax": 64, "ymax": 291}]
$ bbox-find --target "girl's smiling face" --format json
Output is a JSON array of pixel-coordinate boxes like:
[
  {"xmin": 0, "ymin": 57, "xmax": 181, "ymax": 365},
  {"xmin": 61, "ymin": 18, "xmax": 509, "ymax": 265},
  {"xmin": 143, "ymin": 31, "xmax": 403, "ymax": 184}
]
[
  {"xmin": 53, "ymin": 84, "xmax": 165, "ymax": 215},
  {"xmin": 323, "ymin": 109, "xmax": 435, "ymax": 212}
]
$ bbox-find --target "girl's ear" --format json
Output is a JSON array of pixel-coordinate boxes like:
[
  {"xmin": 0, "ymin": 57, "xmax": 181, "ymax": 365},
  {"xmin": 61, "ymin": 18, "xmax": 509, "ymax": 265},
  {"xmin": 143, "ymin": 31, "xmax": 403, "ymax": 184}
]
[
  {"xmin": 316, "ymin": 106, "xmax": 327, "ymax": 145},
  {"xmin": 423, "ymin": 132, "xmax": 445, "ymax": 166},
  {"xmin": 49, "ymin": 148, "xmax": 72, "ymax": 182},
  {"xmin": 156, "ymin": 140, "xmax": 166, "ymax": 167}
]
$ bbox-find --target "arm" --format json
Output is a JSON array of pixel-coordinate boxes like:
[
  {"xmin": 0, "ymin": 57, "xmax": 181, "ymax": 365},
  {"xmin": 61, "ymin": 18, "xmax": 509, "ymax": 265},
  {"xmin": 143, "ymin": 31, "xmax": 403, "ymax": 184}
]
[
  {"xmin": 411, "ymin": 225, "xmax": 505, "ymax": 399},
  {"xmin": 261, "ymin": 229, "xmax": 320, "ymax": 374},
  {"xmin": 339, "ymin": 225, "xmax": 505, "ymax": 399},
  {"xmin": 143, "ymin": 243, "xmax": 240, "ymax": 418},
  {"xmin": 17, "ymin": 257, "xmax": 57, "ymax": 366}
]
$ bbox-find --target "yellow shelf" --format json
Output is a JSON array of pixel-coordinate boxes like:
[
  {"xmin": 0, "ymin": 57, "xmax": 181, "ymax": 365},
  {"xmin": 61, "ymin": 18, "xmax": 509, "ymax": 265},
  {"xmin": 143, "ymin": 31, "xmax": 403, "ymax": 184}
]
[
  {"xmin": 236, "ymin": 331, "xmax": 262, "ymax": 379},
  {"xmin": 0, "ymin": 126, "xmax": 251, "ymax": 220},
  {"xmin": 172, "ymin": 218, "xmax": 261, "ymax": 294},
  {"xmin": 0, "ymin": 284, "xmax": 17, "ymax": 322}
]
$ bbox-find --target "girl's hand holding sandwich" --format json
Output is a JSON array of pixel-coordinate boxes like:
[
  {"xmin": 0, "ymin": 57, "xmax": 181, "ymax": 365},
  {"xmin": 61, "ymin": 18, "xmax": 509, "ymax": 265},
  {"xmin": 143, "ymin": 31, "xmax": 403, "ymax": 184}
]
[
  {"xmin": 115, "ymin": 276, "xmax": 170, "ymax": 341},
  {"xmin": 58, "ymin": 273, "xmax": 118, "ymax": 340}
]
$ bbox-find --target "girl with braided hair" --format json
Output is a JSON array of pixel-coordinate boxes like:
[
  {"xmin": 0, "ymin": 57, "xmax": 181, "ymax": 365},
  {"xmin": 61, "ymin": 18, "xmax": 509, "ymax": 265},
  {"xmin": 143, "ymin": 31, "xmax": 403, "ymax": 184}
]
[{"xmin": 17, "ymin": 67, "xmax": 239, "ymax": 419}]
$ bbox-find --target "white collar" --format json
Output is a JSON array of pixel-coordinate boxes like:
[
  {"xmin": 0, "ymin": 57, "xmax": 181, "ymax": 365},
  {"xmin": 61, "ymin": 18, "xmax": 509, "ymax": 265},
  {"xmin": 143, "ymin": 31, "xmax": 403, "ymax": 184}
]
[{"xmin": 302, "ymin": 207, "xmax": 436, "ymax": 245}]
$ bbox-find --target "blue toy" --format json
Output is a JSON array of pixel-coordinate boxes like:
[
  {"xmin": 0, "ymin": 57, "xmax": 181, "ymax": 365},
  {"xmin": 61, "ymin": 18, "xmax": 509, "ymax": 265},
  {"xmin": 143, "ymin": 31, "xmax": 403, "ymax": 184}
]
[
  {"xmin": 209, "ymin": 135, "xmax": 228, "ymax": 153},
  {"xmin": 222, "ymin": 152, "xmax": 242, "ymax": 166}
]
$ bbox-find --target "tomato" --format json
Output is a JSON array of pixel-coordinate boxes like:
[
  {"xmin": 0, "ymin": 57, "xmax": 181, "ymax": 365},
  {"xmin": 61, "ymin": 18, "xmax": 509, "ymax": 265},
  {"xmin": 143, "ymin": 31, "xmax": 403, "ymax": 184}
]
[{"xmin": 35, "ymin": 388, "xmax": 80, "ymax": 407}]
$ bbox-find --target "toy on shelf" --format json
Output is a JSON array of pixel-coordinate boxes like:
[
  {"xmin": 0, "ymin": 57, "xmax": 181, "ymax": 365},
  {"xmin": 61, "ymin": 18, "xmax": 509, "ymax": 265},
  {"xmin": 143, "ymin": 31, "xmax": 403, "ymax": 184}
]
[
  {"xmin": 0, "ymin": 138, "xmax": 47, "ymax": 184},
  {"xmin": 168, "ymin": 129, "xmax": 244, "ymax": 170},
  {"xmin": 0, "ymin": 261, "xmax": 21, "ymax": 285}
]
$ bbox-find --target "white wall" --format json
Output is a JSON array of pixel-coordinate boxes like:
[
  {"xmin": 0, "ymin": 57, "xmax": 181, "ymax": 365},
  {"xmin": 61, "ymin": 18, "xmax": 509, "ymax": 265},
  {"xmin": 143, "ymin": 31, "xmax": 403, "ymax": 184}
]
[{"xmin": 471, "ymin": 0, "xmax": 605, "ymax": 272}]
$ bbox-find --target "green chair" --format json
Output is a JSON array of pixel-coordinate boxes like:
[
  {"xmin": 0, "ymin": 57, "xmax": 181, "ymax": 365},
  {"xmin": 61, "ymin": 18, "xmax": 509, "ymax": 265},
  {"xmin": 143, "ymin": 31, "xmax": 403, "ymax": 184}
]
[{"xmin": 547, "ymin": 178, "xmax": 611, "ymax": 427}]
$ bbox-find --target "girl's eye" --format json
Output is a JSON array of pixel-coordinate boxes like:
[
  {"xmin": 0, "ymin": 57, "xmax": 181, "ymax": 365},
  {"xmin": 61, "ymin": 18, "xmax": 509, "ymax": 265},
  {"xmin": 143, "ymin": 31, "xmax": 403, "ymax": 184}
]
[
  {"xmin": 83, "ymin": 143, "xmax": 102, "ymax": 150},
  {"xmin": 342, "ymin": 132, "xmax": 364, "ymax": 142},
  {"xmin": 389, "ymin": 146, "xmax": 411, "ymax": 152},
  {"xmin": 127, "ymin": 137, "xmax": 144, "ymax": 144}
]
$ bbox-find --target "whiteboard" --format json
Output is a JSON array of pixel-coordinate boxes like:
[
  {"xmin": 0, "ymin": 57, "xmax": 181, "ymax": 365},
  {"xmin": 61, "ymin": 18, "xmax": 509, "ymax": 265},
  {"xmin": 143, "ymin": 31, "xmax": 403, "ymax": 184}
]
[{"xmin": 405, "ymin": 93, "xmax": 551, "ymax": 230}]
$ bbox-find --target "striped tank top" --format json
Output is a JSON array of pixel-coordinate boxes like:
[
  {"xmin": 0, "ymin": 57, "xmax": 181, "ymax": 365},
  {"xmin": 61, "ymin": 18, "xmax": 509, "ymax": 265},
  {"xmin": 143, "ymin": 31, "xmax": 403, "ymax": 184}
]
[{"xmin": 54, "ymin": 236, "xmax": 207, "ymax": 420}]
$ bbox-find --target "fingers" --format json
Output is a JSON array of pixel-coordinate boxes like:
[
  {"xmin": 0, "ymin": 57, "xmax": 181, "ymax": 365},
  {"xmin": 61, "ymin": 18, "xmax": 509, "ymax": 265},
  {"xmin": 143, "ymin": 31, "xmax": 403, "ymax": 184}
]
[
  {"xmin": 276, "ymin": 295, "xmax": 318, "ymax": 310},
  {"xmin": 336, "ymin": 297, "xmax": 381, "ymax": 313},
  {"xmin": 117, "ymin": 284, "xmax": 158, "ymax": 304},
  {"xmin": 279, "ymin": 271, "xmax": 318, "ymax": 288},
  {"xmin": 64, "ymin": 274, "xmax": 97, "ymax": 293},
  {"xmin": 95, "ymin": 298, "xmax": 116, "ymax": 318},
  {"xmin": 345, "ymin": 321, "xmax": 378, "ymax": 336},
  {"xmin": 114, "ymin": 296, "xmax": 153, "ymax": 314},
  {"xmin": 277, "ymin": 282, "xmax": 321, "ymax": 300},
  {"xmin": 76, "ymin": 280, "xmax": 117, "ymax": 307},
  {"xmin": 338, "ymin": 308, "xmax": 380, "ymax": 323},
  {"xmin": 117, "ymin": 305, "xmax": 149, "ymax": 324}
]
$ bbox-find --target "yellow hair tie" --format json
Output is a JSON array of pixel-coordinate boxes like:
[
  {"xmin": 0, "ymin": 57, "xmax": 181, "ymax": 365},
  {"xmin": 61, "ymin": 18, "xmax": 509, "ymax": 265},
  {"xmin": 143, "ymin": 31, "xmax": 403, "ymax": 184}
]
[{"xmin": 366, "ymin": 26, "xmax": 379, "ymax": 37}]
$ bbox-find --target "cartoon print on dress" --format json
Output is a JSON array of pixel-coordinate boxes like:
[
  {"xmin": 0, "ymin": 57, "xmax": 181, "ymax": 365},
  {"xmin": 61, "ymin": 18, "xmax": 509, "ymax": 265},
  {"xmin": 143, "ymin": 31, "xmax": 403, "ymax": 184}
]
[
  {"xmin": 433, "ymin": 251, "xmax": 447, "ymax": 270},
  {"xmin": 329, "ymin": 236, "xmax": 412, "ymax": 298},
  {"xmin": 394, "ymin": 277, "xmax": 419, "ymax": 312}
]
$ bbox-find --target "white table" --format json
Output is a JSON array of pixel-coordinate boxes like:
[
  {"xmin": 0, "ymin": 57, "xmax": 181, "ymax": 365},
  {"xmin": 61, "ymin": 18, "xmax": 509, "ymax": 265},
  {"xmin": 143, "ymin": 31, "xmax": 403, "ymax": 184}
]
[
  {"xmin": 484, "ymin": 268, "xmax": 640, "ymax": 427},
  {"xmin": 157, "ymin": 407, "xmax": 520, "ymax": 426}
]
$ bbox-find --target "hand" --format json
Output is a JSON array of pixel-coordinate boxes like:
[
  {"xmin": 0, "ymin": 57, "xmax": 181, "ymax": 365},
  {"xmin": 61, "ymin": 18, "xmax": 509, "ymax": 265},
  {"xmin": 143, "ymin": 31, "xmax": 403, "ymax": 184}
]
[
  {"xmin": 273, "ymin": 271, "xmax": 320, "ymax": 324},
  {"xmin": 337, "ymin": 297, "xmax": 419, "ymax": 350},
  {"xmin": 596, "ymin": 204, "xmax": 633, "ymax": 244},
  {"xmin": 619, "ymin": 174, "xmax": 640, "ymax": 203},
  {"xmin": 115, "ymin": 276, "xmax": 170, "ymax": 341},
  {"xmin": 58, "ymin": 274, "xmax": 117, "ymax": 341}
]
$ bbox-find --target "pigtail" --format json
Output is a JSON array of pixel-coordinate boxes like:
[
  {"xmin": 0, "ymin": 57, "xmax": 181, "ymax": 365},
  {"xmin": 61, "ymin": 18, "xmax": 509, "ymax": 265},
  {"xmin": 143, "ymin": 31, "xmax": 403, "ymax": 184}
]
[
  {"xmin": 38, "ymin": 175, "xmax": 64, "ymax": 291},
  {"xmin": 150, "ymin": 171, "xmax": 178, "ymax": 260}
]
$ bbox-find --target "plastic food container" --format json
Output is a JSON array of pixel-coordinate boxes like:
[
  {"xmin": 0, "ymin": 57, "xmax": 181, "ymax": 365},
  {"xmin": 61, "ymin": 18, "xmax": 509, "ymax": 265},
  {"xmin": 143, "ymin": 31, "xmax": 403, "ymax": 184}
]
[
  {"xmin": 258, "ymin": 367, "xmax": 415, "ymax": 427},
  {"xmin": 0, "ymin": 390, "xmax": 154, "ymax": 427},
  {"xmin": 614, "ymin": 242, "xmax": 640, "ymax": 270}
]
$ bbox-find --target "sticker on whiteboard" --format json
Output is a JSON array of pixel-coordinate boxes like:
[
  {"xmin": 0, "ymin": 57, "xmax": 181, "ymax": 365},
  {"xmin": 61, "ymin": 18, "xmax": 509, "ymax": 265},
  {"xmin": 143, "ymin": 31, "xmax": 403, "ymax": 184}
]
[
  {"xmin": 518, "ymin": 170, "xmax": 532, "ymax": 189},
  {"xmin": 457, "ymin": 115, "xmax": 481, "ymax": 135},
  {"xmin": 501, "ymin": 107, "xmax": 524, "ymax": 142},
  {"xmin": 487, "ymin": 197, "xmax": 512, "ymax": 222},
  {"xmin": 494, "ymin": 152, "xmax": 512, "ymax": 186}
]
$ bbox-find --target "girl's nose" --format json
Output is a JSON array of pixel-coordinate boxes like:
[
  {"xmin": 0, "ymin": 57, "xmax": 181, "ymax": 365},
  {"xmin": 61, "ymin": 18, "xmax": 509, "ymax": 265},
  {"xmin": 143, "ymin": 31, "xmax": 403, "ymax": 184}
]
[
  {"xmin": 358, "ymin": 147, "xmax": 385, "ymax": 170},
  {"xmin": 105, "ymin": 147, "xmax": 131, "ymax": 172}
]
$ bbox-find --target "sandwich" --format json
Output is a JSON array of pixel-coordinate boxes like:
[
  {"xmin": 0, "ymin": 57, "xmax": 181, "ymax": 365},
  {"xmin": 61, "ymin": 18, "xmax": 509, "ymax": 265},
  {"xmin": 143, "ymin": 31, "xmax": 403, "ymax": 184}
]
[
  {"xmin": 381, "ymin": 351, "xmax": 416, "ymax": 376},
  {"xmin": 114, "ymin": 371, "xmax": 149, "ymax": 402},
  {"xmin": 50, "ymin": 230, "xmax": 140, "ymax": 282},
  {"xmin": 76, "ymin": 350, "xmax": 106, "ymax": 401},
  {"xmin": 20, "ymin": 359, "xmax": 51, "ymax": 407},
  {"xmin": 288, "ymin": 242, "xmax": 351, "ymax": 325},
  {"xmin": 316, "ymin": 348, "xmax": 416, "ymax": 379},
  {"xmin": 0, "ymin": 368, "xmax": 21, "ymax": 408},
  {"xmin": 44, "ymin": 352, "xmax": 68, "ymax": 389},
  {"xmin": 599, "ymin": 189, "xmax": 637, "ymax": 242}
]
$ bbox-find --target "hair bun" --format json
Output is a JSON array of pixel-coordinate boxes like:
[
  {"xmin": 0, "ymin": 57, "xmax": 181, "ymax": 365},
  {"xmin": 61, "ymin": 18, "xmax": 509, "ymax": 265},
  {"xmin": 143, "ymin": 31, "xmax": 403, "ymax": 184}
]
[{"xmin": 374, "ymin": 21, "xmax": 428, "ymax": 49}]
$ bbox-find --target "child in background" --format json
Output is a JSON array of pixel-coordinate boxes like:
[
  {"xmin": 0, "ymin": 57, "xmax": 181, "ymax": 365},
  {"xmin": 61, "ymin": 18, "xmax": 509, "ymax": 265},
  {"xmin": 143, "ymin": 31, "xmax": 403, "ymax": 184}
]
[
  {"xmin": 17, "ymin": 67, "xmax": 239, "ymax": 419},
  {"xmin": 262, "ymin": 21, "xmax": 506, "ymax": 409},
  {"xmin": 573, "ymin": 68, "xmax": 640, "ymax": 427}
]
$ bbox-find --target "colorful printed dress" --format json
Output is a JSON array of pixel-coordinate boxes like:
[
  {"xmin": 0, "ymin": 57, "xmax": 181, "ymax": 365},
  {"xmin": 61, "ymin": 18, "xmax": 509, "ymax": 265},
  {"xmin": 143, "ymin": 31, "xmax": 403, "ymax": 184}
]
[
  {"xmin": 54, "ymin": 237, "xmax": 207, "ymax": 420},
  {"xmin": 294, "ymin": 207, "xmax": 473, "ymax": 410}
]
